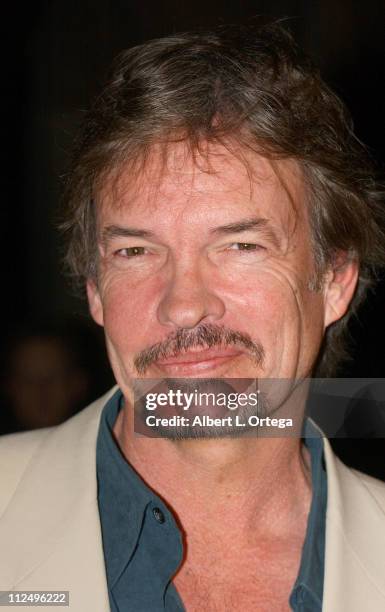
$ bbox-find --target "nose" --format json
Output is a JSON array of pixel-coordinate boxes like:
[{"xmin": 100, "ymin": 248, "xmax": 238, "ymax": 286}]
[{"xmin": 156, "ymin": 264, "xmax": 226, "ymax": 329}]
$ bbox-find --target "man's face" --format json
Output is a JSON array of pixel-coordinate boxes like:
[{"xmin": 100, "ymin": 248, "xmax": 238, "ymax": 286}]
[{"xmin": 88, "ymin": 142, "xmax": 357, "ymax": 396}]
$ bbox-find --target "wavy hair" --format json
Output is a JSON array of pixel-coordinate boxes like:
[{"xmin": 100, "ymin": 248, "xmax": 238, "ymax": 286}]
[{"xmin": 61, "ymin": 21, "xmax": 385, "ymax": 376}]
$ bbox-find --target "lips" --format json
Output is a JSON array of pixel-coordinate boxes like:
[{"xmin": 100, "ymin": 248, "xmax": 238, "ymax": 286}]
[{"xmin": 154, "ymin": 347, "xmax": 245, "ymax": 373}]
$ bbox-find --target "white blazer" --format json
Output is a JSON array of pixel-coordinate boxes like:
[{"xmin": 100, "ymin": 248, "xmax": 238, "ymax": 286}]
[{"xmin": 1, "ymin": 387, "xmax": 385, "ymax": 611}]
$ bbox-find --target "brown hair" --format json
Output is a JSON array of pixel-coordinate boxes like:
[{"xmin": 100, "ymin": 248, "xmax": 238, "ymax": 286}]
[{"xmin": 61, "ymin": 21, "xmax": 385, "ymax": 376}]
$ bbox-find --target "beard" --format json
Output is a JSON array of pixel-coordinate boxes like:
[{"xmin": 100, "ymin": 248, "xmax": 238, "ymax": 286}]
[
  {"xmin": 133, "ymin": 377, "xmax": 269, "ymax": 439},
  {"xmin": 129, "ymin": 324, "xmax": 304, "ymax": 439},
  {"xmin": 133, "ymin": 376, "xmax": 306, "ymax": 440}
]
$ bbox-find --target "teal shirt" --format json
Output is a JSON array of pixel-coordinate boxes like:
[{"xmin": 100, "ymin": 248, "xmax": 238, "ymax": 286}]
[{"xmin": 97, "ymin": 389, "xmax": 327, "ymax": 611}]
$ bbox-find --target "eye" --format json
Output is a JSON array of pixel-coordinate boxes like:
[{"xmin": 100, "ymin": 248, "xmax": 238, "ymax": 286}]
[
  {"xmin": 228, "ymin": 243, "xmax": 264, "ymax": 251},
  {"xmin": 115, "ymin": 246, "xmax": 147, "ymax": 258}
]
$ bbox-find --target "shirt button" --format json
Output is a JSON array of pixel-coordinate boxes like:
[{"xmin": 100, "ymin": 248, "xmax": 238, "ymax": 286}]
[{"xmin": 152, "ymin": 507, "xmax": 166, "ymax": 524}]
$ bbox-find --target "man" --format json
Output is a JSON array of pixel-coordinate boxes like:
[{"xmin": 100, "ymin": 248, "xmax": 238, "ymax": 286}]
[{"xmin": 1, "ymin": 22, "xmax": 385, "ymax": 611}]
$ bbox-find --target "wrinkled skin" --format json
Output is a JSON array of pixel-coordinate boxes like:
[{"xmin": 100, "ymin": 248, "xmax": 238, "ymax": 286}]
[{"xmin": 87, "ymin": 142, "xmax": 358, "ymax": 398}]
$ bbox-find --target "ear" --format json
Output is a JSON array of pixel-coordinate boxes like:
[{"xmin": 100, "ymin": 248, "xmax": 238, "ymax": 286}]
[
  {"xmin": 323, "ymin": 254, "xmax": 359, "ymax": 328},
  {"xmin": 86, "ymin": 279, "xmax": 104, "ymax": 326}
]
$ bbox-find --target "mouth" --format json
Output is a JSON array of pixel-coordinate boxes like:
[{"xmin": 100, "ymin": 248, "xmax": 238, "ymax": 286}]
[{"xmin": 153, "ymin": 347, "xmax": 245, "ymax": 374}]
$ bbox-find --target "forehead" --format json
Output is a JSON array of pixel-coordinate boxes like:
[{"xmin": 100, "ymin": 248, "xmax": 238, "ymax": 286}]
[{"xmin": 96, "ymin": 141, "xmax": 307, "ymax": 231}]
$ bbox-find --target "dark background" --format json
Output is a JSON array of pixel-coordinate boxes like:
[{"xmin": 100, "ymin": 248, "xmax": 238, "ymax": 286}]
[{"xmin": 1, "ymin": 1, "xmax": 385, "ymax": 472}]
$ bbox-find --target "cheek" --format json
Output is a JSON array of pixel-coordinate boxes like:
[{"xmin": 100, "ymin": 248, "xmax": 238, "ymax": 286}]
[
  {"xmin": 230, "ymin": 284, "xmax": 286, "ymax": 335},
  {"xmin": 100, "ymin": 273, "xmax": 163, "ymax": 353},
  {"xmin": 213, "ymin": 269, "xmax": 297, "ymax": 362},
  {"xmin": 219, "ymin": 267, "xmax": 326, "ymax": 366},
  {"xmin": 216, "ymin": 264, "xmax": 299, "ymax": 323}
]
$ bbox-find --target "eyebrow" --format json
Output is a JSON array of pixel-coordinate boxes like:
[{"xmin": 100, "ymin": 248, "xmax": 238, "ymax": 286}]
[
  {"xmin": 209, "ymin": 217, "xmax": 281, "ymax": 248},
  {"xmin": 101, "ymin": 225, "xmax": 156, "ymax": 246},
  {"xmin": 100, "ymin": 217, "xmax": 281, "ymax": 248}
]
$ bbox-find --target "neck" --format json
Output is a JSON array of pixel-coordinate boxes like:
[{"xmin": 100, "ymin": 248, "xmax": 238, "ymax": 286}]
[{"xmin": 113, "ymin": 403, "xmax": 312, "ymax": 546}]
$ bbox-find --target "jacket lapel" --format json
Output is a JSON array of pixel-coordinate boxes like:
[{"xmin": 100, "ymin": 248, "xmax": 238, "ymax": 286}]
[
  {"xmin": 0, "ymin": 389, "xmax": 116, "ymax": 611},
  {"xmin": 322, "ymin": 438, "xmax": 385, "ymax": 610}
]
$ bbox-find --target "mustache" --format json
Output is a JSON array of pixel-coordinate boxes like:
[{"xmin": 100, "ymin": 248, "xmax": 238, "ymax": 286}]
[{"xmin": 134, "ymin": 323, "xmax": 265, "ymax": 374}]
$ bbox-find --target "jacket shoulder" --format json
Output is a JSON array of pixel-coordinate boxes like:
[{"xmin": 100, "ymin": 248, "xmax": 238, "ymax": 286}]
[
  {"xmin": 0, "ymin": 428, "xmax": 53, "ymax": 517},
  {"xmin": 350, "ymin": 467, "xmax": 385, "ymax": 511},
  {"xmin": 0, "ymin": 386, "xmax": 118, "ymax": 518}
]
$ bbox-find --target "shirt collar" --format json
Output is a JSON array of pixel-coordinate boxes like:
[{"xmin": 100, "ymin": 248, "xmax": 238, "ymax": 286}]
[
  {"xmin": 289, "ymin": 418, "xmax": 327, "ymax": 609},
  {"xmin": 96, "ymin": 388, "xmax": 154, "ymax": 586}
]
